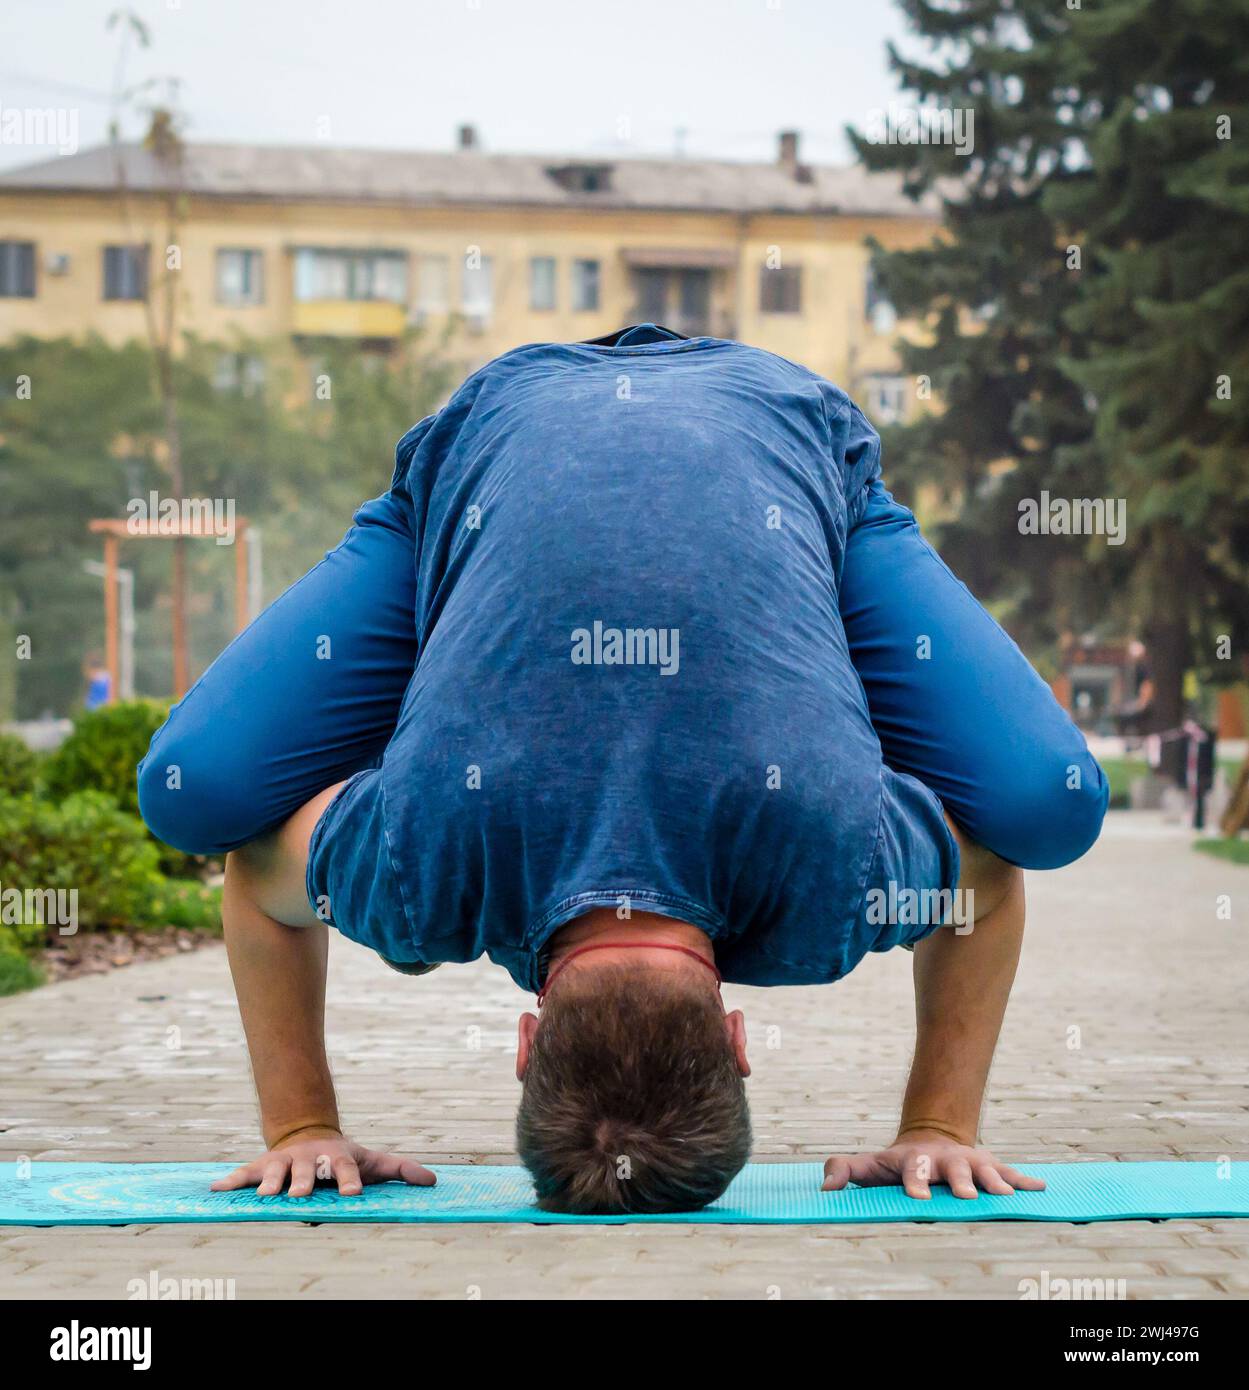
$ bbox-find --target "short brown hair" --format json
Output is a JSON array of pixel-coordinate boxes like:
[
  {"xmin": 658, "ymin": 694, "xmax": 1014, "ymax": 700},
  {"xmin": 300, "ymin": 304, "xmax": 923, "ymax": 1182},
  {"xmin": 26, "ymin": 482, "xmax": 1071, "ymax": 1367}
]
[{"xmin": 516, "ymin": 963, "xmax": 751, "ymax": 1213}]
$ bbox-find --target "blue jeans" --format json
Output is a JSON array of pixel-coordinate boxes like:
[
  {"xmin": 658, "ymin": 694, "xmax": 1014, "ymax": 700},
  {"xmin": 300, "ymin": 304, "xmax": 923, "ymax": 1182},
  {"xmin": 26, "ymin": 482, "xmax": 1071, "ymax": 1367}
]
[{"xmin": 137, "ymin": 481, "xmax": 1106, "ymax": 872}]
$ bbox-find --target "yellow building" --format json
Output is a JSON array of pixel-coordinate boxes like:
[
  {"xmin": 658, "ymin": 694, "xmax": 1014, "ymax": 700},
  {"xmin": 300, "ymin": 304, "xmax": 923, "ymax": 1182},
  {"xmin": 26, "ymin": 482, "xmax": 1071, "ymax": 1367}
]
[{"xmin": 0, "ymin": 127, "xmax": 938, "ymax": 418}]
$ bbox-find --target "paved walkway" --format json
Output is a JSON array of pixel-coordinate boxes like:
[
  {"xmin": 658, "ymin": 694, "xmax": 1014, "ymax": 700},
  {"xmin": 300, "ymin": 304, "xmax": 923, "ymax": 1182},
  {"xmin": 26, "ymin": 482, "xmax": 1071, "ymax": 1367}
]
[{"xmin": 2, "ymin": 812, "xmax": 1246, "ymax": 1299}]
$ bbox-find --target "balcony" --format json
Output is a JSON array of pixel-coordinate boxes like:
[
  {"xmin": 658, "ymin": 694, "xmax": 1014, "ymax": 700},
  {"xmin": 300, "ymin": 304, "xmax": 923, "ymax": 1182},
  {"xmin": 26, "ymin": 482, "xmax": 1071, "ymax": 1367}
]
[
  {"xmin": 290, "ymin": 299, "xmax": 407, "ymax": 339},
  {"xmin": 623, "ymin": 250, "xmax": 737, "ymax": 340},
  {"xmin": 626, "ymin": 302, "xmax": 736, "ymax": 340}
]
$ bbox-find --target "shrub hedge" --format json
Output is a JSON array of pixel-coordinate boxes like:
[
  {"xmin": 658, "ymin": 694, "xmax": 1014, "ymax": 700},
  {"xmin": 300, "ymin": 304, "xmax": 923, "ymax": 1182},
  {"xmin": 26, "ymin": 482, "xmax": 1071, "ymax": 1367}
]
[{"xmin": 42, "ymin": 699, "xmax": 169, "ymax": 814}]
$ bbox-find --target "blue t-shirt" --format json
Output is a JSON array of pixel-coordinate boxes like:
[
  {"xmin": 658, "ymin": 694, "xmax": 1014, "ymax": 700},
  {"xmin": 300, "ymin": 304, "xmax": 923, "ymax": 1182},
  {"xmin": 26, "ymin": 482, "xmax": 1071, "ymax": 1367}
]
[{"xmin": 308, "ymin": 325, "xmax": 957, "ymax": 991}]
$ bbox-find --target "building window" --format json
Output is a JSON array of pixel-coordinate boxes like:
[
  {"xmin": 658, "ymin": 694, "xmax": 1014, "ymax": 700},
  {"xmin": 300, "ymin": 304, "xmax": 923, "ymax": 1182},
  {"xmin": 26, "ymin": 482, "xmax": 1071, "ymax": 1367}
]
[
  {"xmin": 571, "ymin": 258, "xmax": 600, "ymax": 312},
  {"xmin": 0, "ymin": 241, "xmax": 36, "ymax": 298},
  {"xmin": 863, "ymin": 374, "xmax": 909, "ymax": 426},
  {"xmin": 293, "ymin": 249, "xmax": 407, "ymax": 303},
  {"xmin": 295, "ymin": 249, "xmax": 346, "ymax": 300},
  {"xmin": 630, "ymin": 267, "xmax": 714, "ymax": 336},
  {"xmin": 760, "ymin": 263, "xmax": 802, "ymax": 314},
  {"xmin": 216, "ymin": 249, "xmax": 264, "ymax": 305},
  {"xmin": 103, "ymin": 245, "xmax": 148, "ymax": 301},
  {"xmin": 634, "ymin": 267, "xmax": 667, "ymax": 321},
  {"xmin": 865, "ymin": 263, "xmax": 896, "ymax": 333},
  {"xmin": 347, "ymin": 255, "xmax": 404, "ymax": 302},
  {"xmin": 547, "ymin": 163, "xmax": 614, "ymax": 194},
  {"xmin": 416, "ymin": 255, "xmax": 450, "ymax": 315},
  {"xmin": 214, "ymin": 352, "xmax": 266, "ymax": 396},
  {"xmin": 529, "ymin": 256, "xmax": 557, "ymax": 311},
  {"xmin": 461, "ymin": 255, "xmax": 494, "ymax": 320}
]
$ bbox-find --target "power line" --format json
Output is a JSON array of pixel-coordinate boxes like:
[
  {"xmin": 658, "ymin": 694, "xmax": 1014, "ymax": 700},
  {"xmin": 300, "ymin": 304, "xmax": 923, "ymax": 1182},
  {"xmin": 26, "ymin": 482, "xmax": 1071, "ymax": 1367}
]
[{"xmin": 0, "ymin": 68, "xmax": 116, "ymax": 105}]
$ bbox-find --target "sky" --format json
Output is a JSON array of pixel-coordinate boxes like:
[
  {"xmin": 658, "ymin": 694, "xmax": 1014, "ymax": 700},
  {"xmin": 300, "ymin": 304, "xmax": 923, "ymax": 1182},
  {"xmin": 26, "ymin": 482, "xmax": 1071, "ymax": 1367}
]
[{"xmin": 0, "ymin": 0, "xmax": 918, "ymax": 171}]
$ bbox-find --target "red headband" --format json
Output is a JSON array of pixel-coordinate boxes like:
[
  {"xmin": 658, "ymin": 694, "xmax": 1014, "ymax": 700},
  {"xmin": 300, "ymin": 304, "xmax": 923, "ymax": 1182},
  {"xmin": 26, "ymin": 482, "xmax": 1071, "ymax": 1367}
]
[{"xmin": 537, "ymin": 941, "xmax": 722, "ymax": 1005}]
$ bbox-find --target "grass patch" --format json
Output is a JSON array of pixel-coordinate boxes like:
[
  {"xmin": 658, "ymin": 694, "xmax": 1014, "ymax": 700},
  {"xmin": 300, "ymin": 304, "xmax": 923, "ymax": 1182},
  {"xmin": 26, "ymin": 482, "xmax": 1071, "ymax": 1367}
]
[
  {"xmin": 1097, "ymin": 755, "xmax": 1244, "ymax": 809},
  {"xmin": 1098, "ymin": 757, "xmax": 1148, "ymax": 808},
  {"xmin": 1194, "ymin": 837, "xmax": 1249, "ymax": 867}
]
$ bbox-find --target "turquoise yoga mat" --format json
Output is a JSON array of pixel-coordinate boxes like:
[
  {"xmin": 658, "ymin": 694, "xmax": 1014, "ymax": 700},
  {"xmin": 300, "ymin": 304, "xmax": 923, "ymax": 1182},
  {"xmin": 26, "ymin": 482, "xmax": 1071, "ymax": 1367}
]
[{"xmin": 1, "ymin": 1161, "xmax": 1247, "ymax": 1226}]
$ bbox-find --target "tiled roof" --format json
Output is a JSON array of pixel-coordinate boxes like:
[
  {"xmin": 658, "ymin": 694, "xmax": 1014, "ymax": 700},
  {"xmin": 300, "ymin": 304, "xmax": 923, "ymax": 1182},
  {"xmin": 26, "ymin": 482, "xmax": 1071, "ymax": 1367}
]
[{"xmin": 0, "ymin": 141, "xmax": 940, "ymax": 218}]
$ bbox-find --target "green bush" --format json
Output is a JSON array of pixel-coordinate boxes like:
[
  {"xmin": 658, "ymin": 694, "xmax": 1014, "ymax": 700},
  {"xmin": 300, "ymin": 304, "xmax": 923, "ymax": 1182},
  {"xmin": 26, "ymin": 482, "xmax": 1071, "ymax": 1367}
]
[
  {"xmin": 0, "ymin": 791, "xmax": 166, "ymax": 941},
  {"xmin": 42, "ymin": 700, "xmax": 169, "ymax": 813},
  {"xmin": 0, "ymin": 794, "xmax": 223, "ymax": 994},
  {"xmin": 1098, "ymin": 756, "xmax": 1148, "ymax": 810},
  {"xmin": 0, "ymin": 732, "xmax": 40, "ymax": 797},
  {"xmin": 0, "ymin": 926, "xmax": 43, "ymax": 996},
  {"xmin": 40, "ymin": 700, "xmax": 204, "ymax": 875}
]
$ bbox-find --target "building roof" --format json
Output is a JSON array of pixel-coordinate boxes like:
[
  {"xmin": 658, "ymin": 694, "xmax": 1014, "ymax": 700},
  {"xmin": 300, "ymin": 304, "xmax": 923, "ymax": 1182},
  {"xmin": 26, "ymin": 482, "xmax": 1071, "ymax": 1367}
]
[{"xmin": 0, "ymin": 141, "xmax": 940, "ymax": 218}]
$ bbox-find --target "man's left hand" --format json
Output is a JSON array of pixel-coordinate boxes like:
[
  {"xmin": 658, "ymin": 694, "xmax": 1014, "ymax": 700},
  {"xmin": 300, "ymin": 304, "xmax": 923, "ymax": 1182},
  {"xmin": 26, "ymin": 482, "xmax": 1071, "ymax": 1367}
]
[{"xmin": 821, "ymin": 1128, "xmax": 1047, "ymax": 1200}]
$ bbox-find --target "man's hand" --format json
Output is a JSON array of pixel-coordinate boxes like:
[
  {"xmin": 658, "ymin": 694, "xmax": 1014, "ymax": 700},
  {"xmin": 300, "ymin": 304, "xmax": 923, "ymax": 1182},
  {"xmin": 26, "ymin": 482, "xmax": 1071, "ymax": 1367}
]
[
  {"xmin": 211, "ymin": 1130, "xmax": 437, "ymax": 1198},
  {"xmin": 821, "ymin": 1128, "xmax": 1046, "ymax": 1201}
]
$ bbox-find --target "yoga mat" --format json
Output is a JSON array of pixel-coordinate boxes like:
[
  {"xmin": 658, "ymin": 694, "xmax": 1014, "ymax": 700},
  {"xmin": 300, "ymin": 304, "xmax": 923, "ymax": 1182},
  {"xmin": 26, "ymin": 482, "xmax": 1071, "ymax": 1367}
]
[{"xmin": 1, "ymin": 1161, "xmax": 1246, "ymax": 1226}]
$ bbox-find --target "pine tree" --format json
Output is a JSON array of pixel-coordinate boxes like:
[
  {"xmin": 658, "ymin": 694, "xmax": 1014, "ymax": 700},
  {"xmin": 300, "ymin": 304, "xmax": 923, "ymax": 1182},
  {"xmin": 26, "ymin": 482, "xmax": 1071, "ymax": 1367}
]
[
  {"xmin": 1045, "ymin": 0, "xmax": 1249, "ymax": 732},
  {"xmin": 853, "ymin": 0, "xmax": 1249, "ymax": 732},
  {"xmin": 851, "ymin": 1, "xmax": 1105, "ymax": 667}
]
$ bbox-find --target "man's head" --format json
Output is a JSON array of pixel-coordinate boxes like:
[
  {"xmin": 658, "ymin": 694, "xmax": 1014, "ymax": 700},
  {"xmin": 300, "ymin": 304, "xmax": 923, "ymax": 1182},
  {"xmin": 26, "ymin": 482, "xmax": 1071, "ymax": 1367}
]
[{"xmin": 515, "ymin": 947, "xmax": 751, "ymax": 1214}]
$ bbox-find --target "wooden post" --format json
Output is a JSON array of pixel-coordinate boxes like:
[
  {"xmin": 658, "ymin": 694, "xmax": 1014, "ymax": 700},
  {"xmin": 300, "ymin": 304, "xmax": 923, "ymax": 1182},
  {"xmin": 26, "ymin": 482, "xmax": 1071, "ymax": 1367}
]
[
  {"xmin": 234, "ymin": 520, "xmax": 249, "ymax": 634},
  {"xmin": 102, "ymin": 534, "xmax": 120, "ymax": 705},
  {"xmin": 90, "ymin": 516, "xmax": 249, "ymax": 700}
]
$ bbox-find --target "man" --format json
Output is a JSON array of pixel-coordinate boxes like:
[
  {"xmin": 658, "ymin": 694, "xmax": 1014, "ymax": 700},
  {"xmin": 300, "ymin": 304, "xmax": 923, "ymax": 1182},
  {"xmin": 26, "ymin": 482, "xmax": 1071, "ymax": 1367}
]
[
  {"xmin": 82, "ymin": 651, "xmax": 112, "ymax": 711},
  {"xmin": 139, "ymin": 324, "xmax": 1106, "ymax": 1214}
]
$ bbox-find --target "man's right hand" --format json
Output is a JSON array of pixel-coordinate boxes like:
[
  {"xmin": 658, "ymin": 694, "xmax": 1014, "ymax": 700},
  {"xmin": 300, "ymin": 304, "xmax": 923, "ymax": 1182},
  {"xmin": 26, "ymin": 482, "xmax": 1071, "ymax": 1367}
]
[{"xmin": 210, "ymin": 1130, "xmax": 437, "ymax": 1197}]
